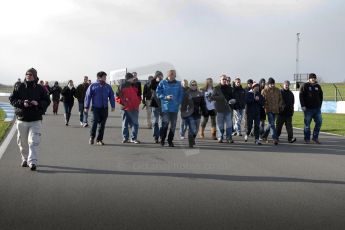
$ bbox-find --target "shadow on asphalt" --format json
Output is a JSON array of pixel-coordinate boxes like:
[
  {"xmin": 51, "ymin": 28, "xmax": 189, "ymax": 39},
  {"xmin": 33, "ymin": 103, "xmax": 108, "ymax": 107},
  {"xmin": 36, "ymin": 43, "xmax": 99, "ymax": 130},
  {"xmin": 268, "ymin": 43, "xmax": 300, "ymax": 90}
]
[
  {"xmin": 102, "ymin": 140, "xmax": 345, "ymax": 156},
  {"xmin": 37, "ymin": 165, "xmax": 345, "ymax": 185}
]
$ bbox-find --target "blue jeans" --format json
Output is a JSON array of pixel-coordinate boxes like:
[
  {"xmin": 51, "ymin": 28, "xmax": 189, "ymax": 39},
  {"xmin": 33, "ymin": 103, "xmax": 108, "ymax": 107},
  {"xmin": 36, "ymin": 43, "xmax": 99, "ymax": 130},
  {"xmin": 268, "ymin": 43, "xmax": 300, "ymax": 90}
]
[
  {"xmin": 216, "ymin": 111, "xmax": 233, "ymax": 140},
  {"xmin": 90, "ymin": 107, "xmax": 108, "ymax": 141},
  {"xmin": 179, "ymin": 118, "xmax": 188, "ymax": 137},
  {"xmin": 304, "ymin": 108, "xmax": 322, "ymax": 141},
  {"xmin": 78, "ymin": 102, "xmax": 88, "ymax": 124},
  {"xmin": 184, "ymin": 115, "xmax": 201, "ymax": 138},
  {"xmin": 233, "ymin": 109, "xmax": 244, "ymax": 134},
  {"xmin": 263, "ymin": 112, "xmax": 278, "ymax": 140},
  {"xmin": 151, "ymin": 107, "xmax": 162, "ymax": 140},
  {"xmin": 121, "ymin": 110, "xmax": 139, "ymax": 141},
  {"xmin": 160, "ymin": 112, "xmax": 178, "ymax": 142}
]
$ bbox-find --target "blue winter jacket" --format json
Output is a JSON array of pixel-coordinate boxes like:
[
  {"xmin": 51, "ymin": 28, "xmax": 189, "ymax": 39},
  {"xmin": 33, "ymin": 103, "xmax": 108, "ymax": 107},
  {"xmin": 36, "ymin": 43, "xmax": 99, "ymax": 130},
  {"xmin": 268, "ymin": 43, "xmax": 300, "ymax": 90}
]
[
  {"xmin": 84, "ymin": 81, "xmax": 115, "ymax": 109},
  {"xmin": 156, "ymin": 79, "xmax": 183, "ymax": 112}
]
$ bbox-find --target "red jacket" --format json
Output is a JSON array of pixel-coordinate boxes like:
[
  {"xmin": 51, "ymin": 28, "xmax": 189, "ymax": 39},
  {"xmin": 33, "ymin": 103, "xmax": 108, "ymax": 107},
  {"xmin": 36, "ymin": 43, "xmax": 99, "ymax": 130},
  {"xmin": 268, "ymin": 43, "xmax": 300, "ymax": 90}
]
[{"xmin": 115, "ymin": 82, "xmax": 141, "ymax": 111}]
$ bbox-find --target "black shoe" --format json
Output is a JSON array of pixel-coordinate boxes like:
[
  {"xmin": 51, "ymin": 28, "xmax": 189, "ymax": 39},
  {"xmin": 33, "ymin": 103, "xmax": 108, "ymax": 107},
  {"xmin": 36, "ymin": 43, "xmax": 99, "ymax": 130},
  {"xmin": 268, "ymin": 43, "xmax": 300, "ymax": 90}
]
[
  {"xmin": 154, "ymin": 139, "xmax": 159, "ymax": 144},
  {"xmin": 30, "ymin": 164, "xmax": 37, "ymax": 171},
  {"xmin": 168, "ymin": 142, "xmax": 174, "ymax": 147},
  {"xmin": 288, "ymin": 138, "xmax": 297, "ymax": 143},
  {"xmin": 21, "ymin": 161, "xmax": 28, "ymax": 167},
  {"xmin": 122, "ymin": 139, "xmax": 129, "ymax": 143},
  {"xmin": 65, "ymin": 123, "xmax": 69, "ymax": 126},
  {"xmin": 89, "ymin": 138, "xmax": 94, "ymax": 145},
  {"xmin": 160, "ymin": 140, "xmax": 165, "ymax": 146},
  {"xmin": 226, "ymin": 139, "xmax": 234, "ymax": 144}
]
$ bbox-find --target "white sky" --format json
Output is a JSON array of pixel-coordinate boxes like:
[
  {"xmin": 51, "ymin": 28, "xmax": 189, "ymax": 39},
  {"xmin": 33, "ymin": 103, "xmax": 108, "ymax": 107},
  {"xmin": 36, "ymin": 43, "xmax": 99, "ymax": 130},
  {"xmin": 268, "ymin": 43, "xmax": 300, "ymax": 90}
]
[{"xmin": 0, "ymin": 0, "xmax": 344, "ymax": 85}]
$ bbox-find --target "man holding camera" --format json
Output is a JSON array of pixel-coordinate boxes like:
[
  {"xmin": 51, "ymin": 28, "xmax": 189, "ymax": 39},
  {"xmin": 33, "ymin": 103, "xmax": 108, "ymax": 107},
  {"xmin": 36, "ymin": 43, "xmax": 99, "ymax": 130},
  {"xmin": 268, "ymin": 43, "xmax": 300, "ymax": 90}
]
[{"xmin": 9, "ymin": 68, "xmax": 51, "ymax": 171}]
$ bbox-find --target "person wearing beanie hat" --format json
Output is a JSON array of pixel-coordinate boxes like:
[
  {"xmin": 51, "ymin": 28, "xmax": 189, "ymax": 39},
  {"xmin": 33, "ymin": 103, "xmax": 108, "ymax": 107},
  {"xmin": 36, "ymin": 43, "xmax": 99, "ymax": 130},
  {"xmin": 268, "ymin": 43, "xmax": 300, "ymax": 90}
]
[
  {"xmin": 299, "ymin": 73, "xmax": 323, "ymax": 144},
  {"xmin": 276, "ymin": 80, "xmax": 297, "ymax": 143},
  {"xmin": 245, "ymin": 82, "xmax": 264, "ymax": 145},
  {"xmin": 85, "ymin": 71, "xmax": 115, "ymax": 145},
  {"xmin": 9, "ymin": 68, "xmax": 51, "ymax": 170},
  {"xmin": 149, "ymin": 70, "xmax": 164, "ymax": 143},
  {"xmin": 142, "ymin": 75, "xmax": 154, "ymax": 129},
  {"xmin": 116, "ymin": 71, "xmax": 141, "ymax": 144},
  {"xmin": 261, "ymin": 77, "xmax": 282, "ymax": 145},
  {"xmin": 156, "ymin": 70, "xmax": 183, "ymax": 147}
]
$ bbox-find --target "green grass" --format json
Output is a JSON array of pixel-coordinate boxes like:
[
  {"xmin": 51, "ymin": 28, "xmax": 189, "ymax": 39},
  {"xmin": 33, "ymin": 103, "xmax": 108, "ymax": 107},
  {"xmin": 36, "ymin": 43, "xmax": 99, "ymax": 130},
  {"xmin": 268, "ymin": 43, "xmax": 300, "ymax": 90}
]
[
  {"xmin": 292, "ymin": 111, "xmax": 345, "ymax": 136},
  {"xmin": 0, "ymin": 108, "xmax": 11, "ymax": 142}
]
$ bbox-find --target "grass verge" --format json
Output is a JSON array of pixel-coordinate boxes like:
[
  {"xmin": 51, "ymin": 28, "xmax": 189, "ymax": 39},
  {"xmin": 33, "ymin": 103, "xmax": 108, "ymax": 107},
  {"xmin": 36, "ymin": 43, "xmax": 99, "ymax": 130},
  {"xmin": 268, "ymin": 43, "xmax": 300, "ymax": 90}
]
[
  {"xmin": 0, "ymin": 108, "xmax": 11, "ymax": 143},
  {"xmin": 292, "ymin": 111, "xmax": 345, "ymax": 136}
]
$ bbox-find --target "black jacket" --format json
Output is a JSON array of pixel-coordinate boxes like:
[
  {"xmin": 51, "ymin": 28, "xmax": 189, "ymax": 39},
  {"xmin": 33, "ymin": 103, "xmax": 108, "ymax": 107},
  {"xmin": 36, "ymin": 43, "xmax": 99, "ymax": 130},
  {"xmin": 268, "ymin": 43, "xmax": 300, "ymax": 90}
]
[
  {"xmin": 9, "ymin": 81, "xmax": 51, "ymax": 122},
  {"xmin": 50, "ymin": 85, "xmax": 62, "ymax": 101},
  {"xmin": 180, "ymin": 89, "xmax": 207, "ymax": 118},
  {"xmin": 143, "ymin": 82, "xmax": 152, "ymax": 103},
  {"xmin": 232, "ymin": 86, "xmax": 246, "ymax": 110},
  {"xmin": 213, "ymin": 84, "xmax": 233, "ymax": 113},
  {"xmin": 61, "ymin": 86, "xmax": 76, "ymax": 104},
  {"xmin": 75, "ymin": 83, "xmax": 89, "ymax": 103},
  {"xmin": 299, "ymin": 82, "xmax": 323, "ymax": 109},
  {"xmin": 279, "ymin": 89, "xmax": 295, "ymax": 116},
  {"xmin": 149, "ymin": 79, "xmax": 161, "ymax": 108}
]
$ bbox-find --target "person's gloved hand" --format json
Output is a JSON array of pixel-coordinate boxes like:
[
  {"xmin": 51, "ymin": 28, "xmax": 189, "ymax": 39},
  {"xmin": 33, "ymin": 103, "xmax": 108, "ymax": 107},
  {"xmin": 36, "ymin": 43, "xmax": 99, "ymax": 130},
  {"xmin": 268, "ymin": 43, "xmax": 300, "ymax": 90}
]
[{"xmin": 302, "ymin": 106, "xmax": 306, "ymax": 112}]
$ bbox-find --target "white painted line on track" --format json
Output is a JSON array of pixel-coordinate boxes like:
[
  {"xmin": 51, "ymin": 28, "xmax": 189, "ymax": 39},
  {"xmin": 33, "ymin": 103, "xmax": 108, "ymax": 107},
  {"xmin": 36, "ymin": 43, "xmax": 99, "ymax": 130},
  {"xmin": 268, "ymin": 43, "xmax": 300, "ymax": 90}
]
[{"xmin": 0, "ymin": 121, "xmax": 16, "ymax": 160}]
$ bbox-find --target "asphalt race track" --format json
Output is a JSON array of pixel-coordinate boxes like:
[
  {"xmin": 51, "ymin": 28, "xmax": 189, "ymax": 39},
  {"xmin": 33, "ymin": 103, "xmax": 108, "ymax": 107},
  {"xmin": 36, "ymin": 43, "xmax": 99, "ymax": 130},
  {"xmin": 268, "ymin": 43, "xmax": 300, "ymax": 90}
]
[{"xmin": 1, "ymin": 98, "xmax": 345, "ymax": 230}]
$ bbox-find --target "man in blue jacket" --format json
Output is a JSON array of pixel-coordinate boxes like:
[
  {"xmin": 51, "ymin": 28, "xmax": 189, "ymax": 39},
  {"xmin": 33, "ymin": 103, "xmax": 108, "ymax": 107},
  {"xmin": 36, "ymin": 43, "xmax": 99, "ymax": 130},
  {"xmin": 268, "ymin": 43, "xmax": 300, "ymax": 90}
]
[
  {"xmin": 84, "ymin": 71, "xmax": 115, "ymax": 145},
  {"xmin": 156, "ymin": 70, "xmax": 183, "ymax": 147}
]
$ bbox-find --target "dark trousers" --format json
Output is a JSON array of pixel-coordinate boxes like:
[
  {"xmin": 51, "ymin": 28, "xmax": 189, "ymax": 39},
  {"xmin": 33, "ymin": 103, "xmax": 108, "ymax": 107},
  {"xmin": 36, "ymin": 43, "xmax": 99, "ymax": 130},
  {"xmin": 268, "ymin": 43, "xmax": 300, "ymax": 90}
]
[
  {"xmin": 63, "ymin": 102, "xmax": 74, "ymax": 123},
  {"xmin": 90, "ymin": 107, "xmax": 109, "ymax": 141},
  {"xmin": 276, "ymin": 115, "xmax": 293, "ymax": 141},
  {"xmin": 160, "ymin": 112, "xmax": 178, "ymax": 143},
  {"xmin": 246, "ymin": 112, "xmax": 260, "ymax": 140},
  {"xmin": 53, "ymin": 100, "xmax": 59, "ymax": 114}
]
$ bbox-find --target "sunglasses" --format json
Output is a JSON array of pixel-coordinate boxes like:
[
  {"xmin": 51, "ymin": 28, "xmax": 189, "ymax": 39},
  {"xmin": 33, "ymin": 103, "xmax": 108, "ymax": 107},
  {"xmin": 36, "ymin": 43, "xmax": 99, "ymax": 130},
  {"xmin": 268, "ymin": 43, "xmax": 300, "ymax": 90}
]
[{"xmin": 26, "ymin": 73, "xmax": 33, "ymax": 76}]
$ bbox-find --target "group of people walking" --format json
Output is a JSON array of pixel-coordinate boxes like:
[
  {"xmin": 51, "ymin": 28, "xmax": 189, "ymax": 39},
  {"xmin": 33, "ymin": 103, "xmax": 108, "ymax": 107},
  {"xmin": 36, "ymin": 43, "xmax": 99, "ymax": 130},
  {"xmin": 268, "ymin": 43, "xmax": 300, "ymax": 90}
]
[{"xmin": 9, "ymin": 68, "xmax": 323, "ymax": 170}]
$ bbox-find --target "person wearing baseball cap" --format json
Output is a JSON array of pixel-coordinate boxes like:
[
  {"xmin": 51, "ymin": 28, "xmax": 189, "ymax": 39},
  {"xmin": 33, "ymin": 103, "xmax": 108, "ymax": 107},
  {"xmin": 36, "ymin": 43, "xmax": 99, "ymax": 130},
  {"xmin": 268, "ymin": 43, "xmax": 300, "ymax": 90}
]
[{"xmin": 299, "ymin": 73, "xmax": 323, "ymax": 144}]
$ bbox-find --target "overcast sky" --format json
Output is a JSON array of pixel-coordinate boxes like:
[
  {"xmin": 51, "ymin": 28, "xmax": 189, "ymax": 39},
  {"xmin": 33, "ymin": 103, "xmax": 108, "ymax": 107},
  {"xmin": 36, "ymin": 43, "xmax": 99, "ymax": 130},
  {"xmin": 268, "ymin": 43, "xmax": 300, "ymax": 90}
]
[{"xmin": 0, "ymin": 0, "xmax": 344, "ymax": 85}]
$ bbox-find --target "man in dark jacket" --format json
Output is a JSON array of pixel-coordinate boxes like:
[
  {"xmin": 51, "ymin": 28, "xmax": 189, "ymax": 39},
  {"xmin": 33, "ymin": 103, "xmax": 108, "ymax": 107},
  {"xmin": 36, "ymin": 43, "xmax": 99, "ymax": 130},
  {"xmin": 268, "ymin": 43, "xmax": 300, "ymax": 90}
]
[
  {"xmin": 150, "ymin": 71, "xmax": 163, "ymax": 143},
  {"xmin": 75, "ymin": 76, "xmax": 90, "ymax": 127},
  {"xmin": 9, "ymin": 68, "xmax": 50, "ymax": 171},
  {"xmin": 213, "ymin": 75, "xmax": 235, "ymax": 143},
  {"xmin": 142, "ymin": 75, "xmax": 154, "ymax": 129},
  {"xmin": 276, "ymin": 81, "xmax": 296, "ymax": 143},
  {"xmin": 232, "ymin": 77, "xmax": 246, "ymax": 136},
  {"xmin": 50, "ymin": 81, "xmax": 62, "ymax": 115},
  {"xmin": 299, "ymin": 73, "xmax": 323, "ymax": 144}
]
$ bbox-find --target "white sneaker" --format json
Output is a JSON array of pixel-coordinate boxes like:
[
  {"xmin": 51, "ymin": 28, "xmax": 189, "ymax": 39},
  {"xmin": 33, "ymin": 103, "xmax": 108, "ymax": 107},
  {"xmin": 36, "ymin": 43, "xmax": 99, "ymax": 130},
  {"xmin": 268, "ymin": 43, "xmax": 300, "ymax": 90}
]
[
  {"xmin": 80, "ymin": 122, "xmax": 83, "ymax": 126},
  {"xmin": 244, "ymin": 135, "xmax": 248, "ymax": 142},
  {"xmin": 180, "ymin": 136, "xmax": 185, "ymax": 140}
]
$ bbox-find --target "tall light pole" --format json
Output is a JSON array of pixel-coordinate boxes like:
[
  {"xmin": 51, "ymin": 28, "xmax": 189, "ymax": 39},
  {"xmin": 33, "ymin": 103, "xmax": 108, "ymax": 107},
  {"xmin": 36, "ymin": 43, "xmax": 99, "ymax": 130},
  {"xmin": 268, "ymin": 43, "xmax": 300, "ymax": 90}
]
[{"xmin": 296, "ymin": 33, "xmax": 300, "ymax": 79}]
